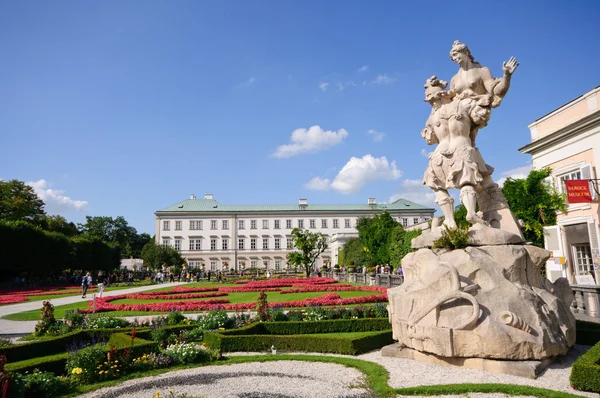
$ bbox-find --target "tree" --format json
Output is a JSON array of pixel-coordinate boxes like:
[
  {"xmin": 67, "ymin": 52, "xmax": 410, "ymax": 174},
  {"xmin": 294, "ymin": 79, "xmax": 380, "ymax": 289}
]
[
  {"xmin": 40, "ymin": 214, "xmax": 79, "ymax": 236},
  {"xmin": 339, "ymin": 237, "xmax": 368, "ymax": 267},
  {"xmin": 389, "ymin": 226, "xmax": 422, "ymax": 269},
  {"xmin": 286, "ymin": 228, "xmax": 328, "ymax": 278},
  {"xmin": 78, "ymin": 216, "xmax": 150, "ymax": 258},
  {"xmin": 141, "ymin": 240, "xmax": 184, "ymax": 271},
  {"xmin": 502, "ymin": 167, "xmax": 567, "ymax": 247},
  {"xmin": 0, "ymin": 179, "xmax": 46, "ymax": 223},
  {"xmin": 356, "ymin": 211, "xmax": 399, "ymax": 266}
]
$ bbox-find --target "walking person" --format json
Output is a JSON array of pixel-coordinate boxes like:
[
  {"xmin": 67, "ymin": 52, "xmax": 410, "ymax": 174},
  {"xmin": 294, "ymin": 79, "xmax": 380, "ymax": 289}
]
[
  {"xmin": 81, "ymin": 272, "xmax": 92, "ymax": 298},
  {"xmin": 97, "ymin": 272, "xmax": 106, "ymax": 298}
]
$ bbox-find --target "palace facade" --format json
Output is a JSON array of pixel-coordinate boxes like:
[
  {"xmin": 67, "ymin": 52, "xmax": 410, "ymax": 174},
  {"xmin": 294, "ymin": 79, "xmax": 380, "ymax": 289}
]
[{"xmin": 155, "ymin": 194, "xmax": 435, "ymax": 272}]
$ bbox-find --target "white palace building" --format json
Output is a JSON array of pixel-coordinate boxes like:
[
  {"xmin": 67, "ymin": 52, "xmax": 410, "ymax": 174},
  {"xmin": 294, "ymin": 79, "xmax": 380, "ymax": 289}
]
[{"xmin": 155, "ymin": 194, "xmax": 435, "ymax": 272}]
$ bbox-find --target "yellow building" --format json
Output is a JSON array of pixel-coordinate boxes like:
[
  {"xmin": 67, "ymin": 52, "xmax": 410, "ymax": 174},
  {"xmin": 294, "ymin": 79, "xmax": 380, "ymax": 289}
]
[{"xmin": 520, "ymin": 85, "xmax": 600, "ymax": 285}]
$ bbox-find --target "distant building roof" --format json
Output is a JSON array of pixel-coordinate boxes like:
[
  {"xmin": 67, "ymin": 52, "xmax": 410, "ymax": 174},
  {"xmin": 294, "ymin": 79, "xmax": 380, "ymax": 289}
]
[{"xmin": 156, "ymin": 197, "xmax": 434, "ymax": 214}]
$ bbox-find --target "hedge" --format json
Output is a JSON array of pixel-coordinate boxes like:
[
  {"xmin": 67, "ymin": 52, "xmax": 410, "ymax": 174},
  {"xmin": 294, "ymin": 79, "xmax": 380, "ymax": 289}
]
[
  {"xmin": 205, "ymin": 330, "xmax": 393, "ymax": 355},
  {"xmin": 220, "ymin": 318, "xmax": 391, "ymax": 336},
  {"xmin": 0, "ymin": 324, "xmax": 197, "ymax": 364},
  {"xmin": 5, "ymin": 333, "xmax": 157, "ymax": 375},
  {"xmin": 570, "ymin": 339, "xmax": 600, "ymax": 392},
  {"xmin": 204, "ymin": 318, "xmax": 393, "ymax": 355}
]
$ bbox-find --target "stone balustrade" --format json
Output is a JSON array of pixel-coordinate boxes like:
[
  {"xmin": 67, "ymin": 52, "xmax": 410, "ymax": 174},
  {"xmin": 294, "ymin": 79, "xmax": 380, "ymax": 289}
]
[{"xmin": 571, "ymin": 284, "xmax": 600, "ymax": 322}]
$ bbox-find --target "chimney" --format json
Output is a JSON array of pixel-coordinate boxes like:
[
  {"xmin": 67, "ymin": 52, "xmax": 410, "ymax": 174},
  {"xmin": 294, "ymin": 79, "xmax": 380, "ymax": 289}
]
[
  {"xmin": 299, "ymin": 198, "xmax": 308, "ymax": 209},
  {"xmin": 190, "ymin": 194, "xmax": 196, "ymax": 200},
  {"xmin": 204, "ymin": 194, "xmax": 214, "ymax": 200},
  {"xmin": 368, "ymin": 198, "xmax": 377, "ymax": 205}
]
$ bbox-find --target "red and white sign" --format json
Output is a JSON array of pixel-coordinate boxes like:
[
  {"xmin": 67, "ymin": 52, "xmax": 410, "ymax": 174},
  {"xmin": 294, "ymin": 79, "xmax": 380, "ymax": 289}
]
[{"xmin": 564, "ymin": 180, "xmax": 593, "ymax": 204}]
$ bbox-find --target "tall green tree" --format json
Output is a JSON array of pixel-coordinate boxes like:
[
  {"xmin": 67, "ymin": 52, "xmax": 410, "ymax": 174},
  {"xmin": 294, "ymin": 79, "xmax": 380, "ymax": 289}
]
[
  {"xmin": 389, "ymin": 226, "xmax": 422, "ymax": 269},
  {"xmin": 339, "ymin": 237, "xmax": 368, "ymax": 267},
  {"xmin": 286, "ymin": 228, "xmax": 328, "ymax": 278},
  {"xmin": 141, "ymin": 240, "xmax": 185, "ymax": 271},
  {"xmin": 40, "ymin": 214, "xmax": 79, "ymax": 236},
  {"xmin": 78, "ymin": 216, "xmax": 149, "ymax": 257},
  {"xmin": 356, "ymin": 211, "xmax": 399, "ymax": 266},
  {"xmin": 502, "ymin": 167, "xmax": 567, "ymax": 247},
  {"xmin": 0, "ymin": 179, "xmax": 46, "ymax": 223}
]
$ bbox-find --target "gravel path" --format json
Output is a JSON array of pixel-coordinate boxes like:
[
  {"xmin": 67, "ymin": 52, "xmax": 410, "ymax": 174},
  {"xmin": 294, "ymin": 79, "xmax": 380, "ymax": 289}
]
[
  {"xmin": 74, "ymin": 345, "xmax": 594, "ymax": 398},
  {"xmin": 75, "ymin": 361, "xmax": 371, "ymax": 398}
]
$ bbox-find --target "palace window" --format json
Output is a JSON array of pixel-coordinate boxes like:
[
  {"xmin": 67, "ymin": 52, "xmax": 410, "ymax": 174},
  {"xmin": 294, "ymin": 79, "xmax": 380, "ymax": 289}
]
[
  {"xmin": 274, "ymin": 220, "xmax": 280, "ymax": 229},
  {"xmin": 211, "ymin": 220, "xmax": 217, "ymax": 230},
  {"xmin": 263, "ymin": 238, "xmax": 269, "ymax": 249},
  {"xmin": 275, "ymin": 238, "xmax": 280, "ymax": 249},
  {"xmin": 321, "ymin": 219, "xmax": 328, "ymax": 228},
  {"xmin": 163, "ymin": 221, "xmax": 170, "ymax": 231},
  {"xmin": 251, "ymin": 238, "xmax": 257, "ymax": 250},
  {"xmin": 262, "ymin": 220, "xmax": 269, "ymax": 229},
  {"xmin": 210, "ymin": 239, "xmax": 217, "ymax": 250},
  {"xmin": 175, "ymin": 221, "xmax": 182, "ymax": 230},
  {"xmin": 310, "ymin": 219, "xmax": 316, "ymax": 229},
  {"xmin": 222, "ymin": 220, "xmax": 229, "ymax": 230},
  {"xmin": 344, "ymin": 219, "xmax": 351, "ymax": 228},
  {"xmin": 251, "ymin": 220, "xmax": 257, "ymax": 229}
]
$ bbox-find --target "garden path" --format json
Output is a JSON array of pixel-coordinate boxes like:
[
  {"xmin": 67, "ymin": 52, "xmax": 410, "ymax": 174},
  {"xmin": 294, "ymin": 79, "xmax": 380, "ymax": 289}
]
[{"xmin": 0, "ymin": 282, "xmax": 187, "ymax": 336}]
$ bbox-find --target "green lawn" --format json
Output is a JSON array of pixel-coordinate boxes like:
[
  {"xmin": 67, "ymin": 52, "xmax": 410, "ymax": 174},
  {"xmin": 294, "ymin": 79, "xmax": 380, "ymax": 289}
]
[{"xmin": 3, "ymin": 288, "xmax": 380, "ymax": 321}]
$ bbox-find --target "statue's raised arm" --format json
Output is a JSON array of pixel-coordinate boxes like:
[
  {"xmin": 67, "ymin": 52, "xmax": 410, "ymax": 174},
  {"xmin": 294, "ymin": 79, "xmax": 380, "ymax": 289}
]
[{"xmin": 449, "ymin": 40, "xmax": 518, "ymax": 108}]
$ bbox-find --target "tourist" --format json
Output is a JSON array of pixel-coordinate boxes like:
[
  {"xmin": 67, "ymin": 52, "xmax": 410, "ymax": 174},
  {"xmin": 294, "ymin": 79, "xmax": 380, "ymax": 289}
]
[{"xmin": 81, "ymin": 272, "xmax": 92, "ymax": 298}]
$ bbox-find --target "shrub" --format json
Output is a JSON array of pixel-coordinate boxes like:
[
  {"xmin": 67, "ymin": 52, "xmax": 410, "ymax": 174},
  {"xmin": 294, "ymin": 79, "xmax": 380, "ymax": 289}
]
[
  {"xmin": 164, "ymin": 343, "xmax": 219, "ymax": 364},
  {"xmin": 0, "ymin": 337, "xmax": 13, "ymax": 347},
  {"xmin": 197, "ymin": 310, "xmax": 233, "ymax": 330},
  {"xmin": 269, "ymin": 307, "xmax": 287, "ymax": 322},
  {"xmin": 132, "ymin": 352, "xmax": 174, "ymax": 370},
  {"xmin": 34, "ymin": 301, "xmax": 58, "ymax": 336},
  {"xmin": 65, "ymin": 342, "xmax": 108, "ymax": 384},
  {"xmin": 84, "ymin": 314, "xmax": 131, "ymax": 329},
  {"xmin": 256, "ymin": 291, "xmax": 269, "ymax": 322},
  {"xmin": 571, "ymin": 340, "xmax": 600, "ymax": 392},
  {"xmin": 64, "ymin": 310, "xmax": 86, "ymax": 331},
  {"xmin": 22, "ymin": 369, "xmax": 69, "ymax": 397},
  {"xmin": 181, "ymin": 328, "xmax": 204, "ymax": 342},
  {"xmin": 433, "ymin": 225, "xmax": 470, "ymax": 250},
  {"xmin": 166, "ymin": 311, "xmax": 186, "ymax": 326}
]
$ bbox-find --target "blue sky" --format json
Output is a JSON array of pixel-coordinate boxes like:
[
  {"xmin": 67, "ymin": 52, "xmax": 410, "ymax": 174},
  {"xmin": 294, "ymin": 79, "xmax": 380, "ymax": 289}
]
[{"xmin": 1, "ymin": 1, "xmax": 599, "ymax": 234}]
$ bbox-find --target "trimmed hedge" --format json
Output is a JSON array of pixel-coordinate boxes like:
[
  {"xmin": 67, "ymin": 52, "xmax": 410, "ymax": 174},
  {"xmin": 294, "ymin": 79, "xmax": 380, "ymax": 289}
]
[
  {"xmin": 5, "ymin": 333, "xmax": 157, "ymax": 375},
  {"xmin": 221, "ymin": 318, "xmax": 391, "ymax": 336},
  {"xmin": 206, "ymin": 330, "xmax": 393, "ymax": 355},
  {"xmin": 570, "ymin": 340, "xmax": 600, "ymax": 392},
  {"xmin": 204, "ymin": 318, "xmax": 393, "ymax": 355},
  {"xmin": 0, "ymin": 324, "xmax": 196, "ymax": 364}
]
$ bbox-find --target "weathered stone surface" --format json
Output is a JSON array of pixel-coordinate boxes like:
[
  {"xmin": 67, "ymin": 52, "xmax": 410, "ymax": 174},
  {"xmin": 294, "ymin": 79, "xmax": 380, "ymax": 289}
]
[
  {"xmin": 381, "ymin": 344, "xmax": 554, "ymax": 378},
  {"xmin": 411, "ymin": 223, "xmax": 524, "ymax": 249},
  {"xmin": 388, "ymin": 245, "xmax": 575, "ymax": 361}
]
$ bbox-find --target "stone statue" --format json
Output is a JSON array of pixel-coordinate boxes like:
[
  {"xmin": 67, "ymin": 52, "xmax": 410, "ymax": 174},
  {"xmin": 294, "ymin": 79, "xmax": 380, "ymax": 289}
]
[
  {"xmin": 421, "ymin": 41, "xmax": 522, "ymax": 236},
  {"xmin": 384, "ymin": 42, "xmax": 575, "ymax": 377}
]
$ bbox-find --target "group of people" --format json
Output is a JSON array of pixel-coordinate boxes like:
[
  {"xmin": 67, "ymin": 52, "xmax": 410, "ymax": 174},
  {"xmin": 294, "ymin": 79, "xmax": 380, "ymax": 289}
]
[{"xmin": 80, "ymin": 271, "xmax": 110, "ymax": 298}]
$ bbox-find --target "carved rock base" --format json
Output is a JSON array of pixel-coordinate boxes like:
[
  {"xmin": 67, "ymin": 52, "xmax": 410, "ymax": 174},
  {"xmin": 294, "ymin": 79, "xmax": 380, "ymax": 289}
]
[
  {"xmin": 381, "ymin": 344, "xmax": 555, "ymax": 379},
  {"xmin": 388, "ymin": 244, "xmax": 576, "ymax": 361}
]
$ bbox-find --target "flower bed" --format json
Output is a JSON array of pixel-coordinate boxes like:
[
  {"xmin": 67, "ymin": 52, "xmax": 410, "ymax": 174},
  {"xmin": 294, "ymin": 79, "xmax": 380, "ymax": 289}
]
[
  {"xmin": 279, "ymin": 285, "xmax": 386, "ymax": 294},
  {"xmin": 99, "ymin": 292, "xmax": 228, "ymax": 303},
  {"xmin": 241, "ymin": 277, "xmax": 338, "ymax": 288},
  {"xmin": 0, "ymin": 295, "xmax": 28, "ymax": 305},
  {"xmin": 83, "ymin": 298, "xmax": 231, "ymax": 313},
  {"xmin": 219, "ymin": 287, "xmax": 282, "ymax": 293},
  {"xmin": 171, "ymin": 287, "xmax": 220, "ymax": 294}
]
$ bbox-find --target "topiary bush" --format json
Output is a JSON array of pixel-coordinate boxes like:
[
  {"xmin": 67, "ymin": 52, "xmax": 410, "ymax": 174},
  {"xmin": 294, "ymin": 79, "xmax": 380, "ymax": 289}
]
[{"xmin": 570, "ymin": 340, "xmax": 600, "ymax": 392}]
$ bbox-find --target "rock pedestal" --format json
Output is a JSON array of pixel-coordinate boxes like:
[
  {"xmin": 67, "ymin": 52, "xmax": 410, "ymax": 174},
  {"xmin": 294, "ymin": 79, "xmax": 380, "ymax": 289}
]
[{"xmin": 386, "ymin": 225, "xmax": 576, "ymax": 375}]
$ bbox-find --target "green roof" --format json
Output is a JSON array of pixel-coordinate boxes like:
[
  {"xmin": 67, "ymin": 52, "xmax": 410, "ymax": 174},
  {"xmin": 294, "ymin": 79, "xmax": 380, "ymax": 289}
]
[{"xmin": 156, "ymin": 198, "xmax": 434, "ymax": 213}]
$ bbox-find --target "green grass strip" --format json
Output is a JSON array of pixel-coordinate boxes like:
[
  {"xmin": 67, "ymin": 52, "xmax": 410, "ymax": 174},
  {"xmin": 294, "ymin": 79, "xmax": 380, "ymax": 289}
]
[{"xmin": 57, "ymin": 354, "xmax": 582, "ymax": 398}]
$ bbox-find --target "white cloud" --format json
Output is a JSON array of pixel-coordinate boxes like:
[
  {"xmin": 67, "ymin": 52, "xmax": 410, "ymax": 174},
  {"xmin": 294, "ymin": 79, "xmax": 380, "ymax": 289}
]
[
  {"xmin": 357, "ymin": 65, "xmax": 369, "ymax": 72},
  {"xmin": 306, "ymin": 155, "xmax": 401, "ymax": 194},
  {"xmin": 304, "ymin": 177, "xmax": 331, "ymax": 191},
  {"xmin": 26, "ymin": 179, "xmax": 88, "ymax": 214},
  {"xmin": 367, "ymin": 129, "xmax": 386, "ymax": 143},
  {"xmin": 420, "ymin": 148, "xmax": 432, "ymax": 158},
  {"xmin": 497, "ymin": 163, "xmax": 533, "ymax": 187},
  {"xmin": 388, "ymin": 179, "xmax": 438, "ymax": 210},
  {"xmin": 337, "ymin": 83, "xmax": 345, "ymax": 92},
  {"xmin": 372, "ymin": 74, "xmax": 396, "ymax": 85},
  {"xmin": 319, "ymin": 82, "xmax": 329, "ymax": 92},
  {"xmin": 272, "ymin": 125, "xmax": 349, "ymax": 158}
]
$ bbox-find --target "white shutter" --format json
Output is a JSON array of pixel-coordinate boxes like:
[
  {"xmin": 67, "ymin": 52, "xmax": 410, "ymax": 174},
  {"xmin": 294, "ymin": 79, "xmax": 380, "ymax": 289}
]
[
  {"xmin": 580, "ymin": 163, "xmax": 596, "ymax": 200},
  {"xmin": 587, "ymin": 221, "xmax": 599, "ymax": 251},
  {"xmin": 543, "ymin": 225, "xmax": 563, "ymax": 254}
]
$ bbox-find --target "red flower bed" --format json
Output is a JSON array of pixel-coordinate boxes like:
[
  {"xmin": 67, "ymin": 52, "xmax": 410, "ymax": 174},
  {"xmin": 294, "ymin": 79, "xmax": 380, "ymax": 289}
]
[
  {"xmin": 233, "ymin": 280, "xmax": 251, "ymax": 284},
  {"xmin": 83, "ymin": 291, "xmax": 386, "ymax": 313},
  {"xmin": 100, "ymin": 292, "xmax": 228, "ymax": 302},
  {"xmin": 219, "ymin": 287, "xmax": 282, "ymax": 293},
  {"xmin": 171, "ymin": 287, "xmax": 220, "ymax": 294},
  {"xmin": 83, "ymin": 298, "xmax": 231, "ymax": 313},
  {"xmin": 279, "ymin": 285, "xmax": 386, "ymax": 294},
  {"xmin": 0, "ymin": 295, "xmax": 28, "ymax": 305},
  {"xmin": 240, "ymin": 278, "xmax": 338, "ymax": 289}
]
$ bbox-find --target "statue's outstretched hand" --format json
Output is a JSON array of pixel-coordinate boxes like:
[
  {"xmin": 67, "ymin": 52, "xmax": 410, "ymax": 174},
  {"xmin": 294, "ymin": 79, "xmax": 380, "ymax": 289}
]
[{"xmin": 502, "ymin": 56, "xmax": 519, "ymax": 75}]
